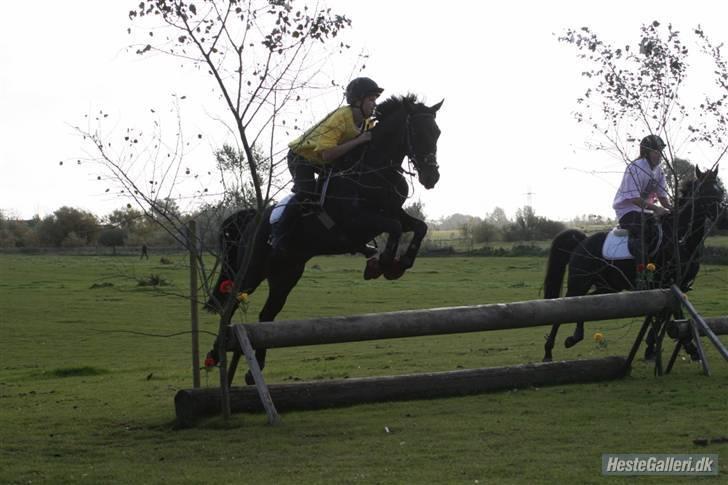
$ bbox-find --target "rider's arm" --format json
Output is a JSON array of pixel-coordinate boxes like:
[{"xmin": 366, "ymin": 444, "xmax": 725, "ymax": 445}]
[
  {"xmin": 625, "ymin": 197, "xmax": 670, "ymax": 215},
  {"xmin": 320, "ymin": 131, "xmax": 371, "ymax": 162}
]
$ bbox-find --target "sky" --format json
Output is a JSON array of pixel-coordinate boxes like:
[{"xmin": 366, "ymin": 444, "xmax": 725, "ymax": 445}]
[{"xmin": 1, "ymin": 0, "xmax": 727, "ymax": 222}]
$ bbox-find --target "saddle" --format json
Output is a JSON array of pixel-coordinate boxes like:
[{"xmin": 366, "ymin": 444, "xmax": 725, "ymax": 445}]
[
  {"xmin": 269, "ymin": 167, "xmax": 381, "ymax": 257},
  {"xmin": 270, "ymin": 168, "xmax": 336, "ymax": 230},
  {"xmin": 269, "ymin": 193, "xmax": 336, "ymax": 231},
  {"xmin": 602, "ymin": 225, "xmax": 663, "ymax": 260}
]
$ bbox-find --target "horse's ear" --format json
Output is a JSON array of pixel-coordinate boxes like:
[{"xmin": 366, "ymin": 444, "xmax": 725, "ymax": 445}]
[
  {"xmin": 429, "ymin": 99, "xmax": 444, "ymax": 113},
  {"xmin": 695, "ymin": 166, "xmax": 703, "ymax": 178}
]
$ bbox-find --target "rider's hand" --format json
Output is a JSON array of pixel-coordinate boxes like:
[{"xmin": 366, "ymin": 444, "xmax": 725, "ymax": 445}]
[{"xmin": 654, "ymin": 206, "xmax": 670, "ymax": 217}]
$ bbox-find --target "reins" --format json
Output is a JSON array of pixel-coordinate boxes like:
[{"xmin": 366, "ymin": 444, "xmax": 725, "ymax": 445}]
[
  {"xmin": 328, "ymin": 104, "xmax": 438, "ymax": 203},
  {"xmin": 404, "ymin": 112, "xmax": 439, "ymax": 174}
]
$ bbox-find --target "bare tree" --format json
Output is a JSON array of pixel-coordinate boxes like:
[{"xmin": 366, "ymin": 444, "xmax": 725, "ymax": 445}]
[
  {"xmin": 560, "ymin": 21, "xmax": 726, "ymax": 171},
  {"xmin": 76, "ymin": 0, "xmax": 355, "ymax": 418},
  {"xmin": 694, "ymin": 27, "xmax": 728, "ymax": 148},
  {"xmin": 560, "ymin": 21, "xmax": 728, "ymax": 281}
]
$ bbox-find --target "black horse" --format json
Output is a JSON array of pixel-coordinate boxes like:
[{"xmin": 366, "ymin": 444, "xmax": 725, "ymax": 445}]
[
  {"xmin": 206, "ymin": 94, "xmax": 443, "ymax": 381},
  {"xmin": 542, "ymin": 165, "xmax": 725, "ymax": 362}
]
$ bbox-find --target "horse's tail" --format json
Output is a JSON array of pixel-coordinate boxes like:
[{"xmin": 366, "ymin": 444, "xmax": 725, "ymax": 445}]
[
  {"xmin": 205, "ymin": 208, "xmax": 259, "ymax": 313},
  {"xmin": 543, "ymin": 229, "xmax": 587, "ymax": 299}
]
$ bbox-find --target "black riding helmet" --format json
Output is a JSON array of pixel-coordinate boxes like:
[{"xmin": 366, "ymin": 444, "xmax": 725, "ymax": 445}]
[
  {"xmin": 640, "ymin": 134, "xmax": 666, "ymax": 152},
  {"xmin": 345, "ymin": 77, "xmax": 384, "ymax": 105}
]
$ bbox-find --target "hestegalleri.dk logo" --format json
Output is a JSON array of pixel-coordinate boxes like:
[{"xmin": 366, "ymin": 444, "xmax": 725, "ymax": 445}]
[{"xmin": 602, "ymin": 454, "xmax": 718, "ymax": 476}]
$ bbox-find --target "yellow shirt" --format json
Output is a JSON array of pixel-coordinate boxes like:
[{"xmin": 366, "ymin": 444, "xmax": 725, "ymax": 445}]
[{"xmin": 289, "ymin": 107, "xmax": 370, "ymax": 165}]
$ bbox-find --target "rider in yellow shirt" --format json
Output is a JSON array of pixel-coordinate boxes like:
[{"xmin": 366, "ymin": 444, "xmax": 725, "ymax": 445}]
[{"xmin": 271, "ymin": 77, "xmax": 384, "ymax": 254}]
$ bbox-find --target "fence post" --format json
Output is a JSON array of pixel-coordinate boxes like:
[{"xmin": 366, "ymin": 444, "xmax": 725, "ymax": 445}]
[{"xmin": 188, "ymin": 220, "xmax": 201, "ymax": 388}]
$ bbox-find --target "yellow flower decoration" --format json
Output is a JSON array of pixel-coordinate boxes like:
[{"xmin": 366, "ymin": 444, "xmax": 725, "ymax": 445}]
[
  {"xmin": 237, "ymin": 292, "xmax": 249, "ymax": 303},
  {"xmin": 593, "ymin": 332, "xmax": 604, "ymax": 343},
  {"xmin": 646, "ymin": 263, "xmax": 656, "ymax": 272}
]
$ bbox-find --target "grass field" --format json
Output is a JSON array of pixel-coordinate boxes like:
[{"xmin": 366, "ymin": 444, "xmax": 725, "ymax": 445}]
[
  {"xmin": 426, "ymin": 232, "xmax": 728, "ymax": 255},
  {"xmin": 1, "ymin": 252, "xmax": 727, "ymax": 484}
]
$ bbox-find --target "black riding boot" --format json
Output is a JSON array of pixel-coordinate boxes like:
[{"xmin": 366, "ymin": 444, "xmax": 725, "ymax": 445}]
[
  {"xmin": 270, "ymin": 198, "xmax": 302, "ymax": 256},
  {"xmin": 628, "ymin": 238, "xmax": 647, "ymax": 288},
  {"xmin": 628, "ymin": 237, "xmax": 645, "ymax": 265}
]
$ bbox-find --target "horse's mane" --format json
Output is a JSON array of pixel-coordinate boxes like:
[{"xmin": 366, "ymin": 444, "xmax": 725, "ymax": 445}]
[
  {"xmin": 376, "ymin": 94, "xmax": 421, "ymax": 120},
  {"xmin": 677, "ymin": 175, "xmax": 697, "ymax": 202}
]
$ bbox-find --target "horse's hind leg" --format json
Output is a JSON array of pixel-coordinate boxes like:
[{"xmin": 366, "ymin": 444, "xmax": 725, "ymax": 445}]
[
  {"xmin": 564, "ymin": 322, "xmax": 584, "ymax": 348},
  {"xmin": 206, "ymin": 267, "xmax": 267, "ymax": 370},
  {"xmin": 562, "ymin": 281, "xmax": 596, "ymax": 349},
  {"xmin": 544, "ymin": 324, "xmax": 560, "ymax": 362},
  {"xmin": 243, "ymin": 260, "xmax": 307, "ymax": 385}
]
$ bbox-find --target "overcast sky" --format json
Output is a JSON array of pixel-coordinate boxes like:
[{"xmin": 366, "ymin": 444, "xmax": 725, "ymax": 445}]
[{"xmin": 1, "ymin": 1, "xmax": 727, "ymax": 222}]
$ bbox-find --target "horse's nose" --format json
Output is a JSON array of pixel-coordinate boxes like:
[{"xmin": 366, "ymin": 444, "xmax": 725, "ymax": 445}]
[
  {"xmin": 427, "ymin": 171, "xmax": 440, "ymax": 189},
  {"xmin": 420, "ymin": 163, "xmax": 440, "ymax": 189}
]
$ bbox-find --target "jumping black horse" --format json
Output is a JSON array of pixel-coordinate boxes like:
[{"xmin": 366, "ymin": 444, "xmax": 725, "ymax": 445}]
[
  {"xmin": 542, "ymin": 165, "xmax": 724, "ymax": 362},
  {"xmin": 206, "ymin": 94, "xmax": 443, "ymax": 381}
]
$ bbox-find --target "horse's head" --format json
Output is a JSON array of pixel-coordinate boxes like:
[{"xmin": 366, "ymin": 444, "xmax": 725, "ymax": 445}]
[
  {"xmin": 688, "ymin": 165, "xmax": 725, "ymax": 220},
  {"xmin": 402, "ymin": 98, "xmax": 443, "ymax": 189},
  {"xmin": 374, "ymin": 95, "xmax": 443, "ymax": 189}
]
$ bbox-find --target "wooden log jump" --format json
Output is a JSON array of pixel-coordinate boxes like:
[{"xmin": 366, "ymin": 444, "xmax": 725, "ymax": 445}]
[
  {"xmin": 227, "ymin": 289, "xmax": 679, "ymax": 350},
  {"xmin": 176, "ymin": 290, "xmax": 713, "ymax": 425},
  {"xmin": 703, "ymin": 316, "xmax": 728, "ymax": 336},
  {"xmin": 177, "ymin": 281, "xmax": 728, "ymax": 426},
  {"xmin": 668, "ymin": 316, "xmax": 728, "ymax": 338},
  {"xmin": 176, "ymin": 356, "xmax": 628, "ymax": 426}
]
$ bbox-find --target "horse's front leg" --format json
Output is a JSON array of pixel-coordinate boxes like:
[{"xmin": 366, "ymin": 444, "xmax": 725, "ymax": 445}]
[
  {"xmin": 397, "ymin": 209, "xmax": 428, "ymax": 270},
  {"xmin": 353, "ymin": 210, "xmax": 403, "ymax": 280},
  {"xmin": 644, "ymin": 326, "xmax": 656, "ymax": 361},
  {"xmin": 379, "ymin": 226, "xmax": 402, "ymax": 267},
  {"xmin": 243, "ymin": 260, "xmax": 307, "ymax": 385}
]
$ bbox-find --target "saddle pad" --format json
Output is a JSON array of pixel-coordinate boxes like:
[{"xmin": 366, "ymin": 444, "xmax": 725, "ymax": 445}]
[
  {"xmin": 602, "ymin": 227, "xmax": 633, "ymax": 260},
  {"xmin": 269, "ymin": 194, "xmax": 294, "ymax": 224}
]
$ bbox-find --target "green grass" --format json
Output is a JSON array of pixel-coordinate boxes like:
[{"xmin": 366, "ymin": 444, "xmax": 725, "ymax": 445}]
[
  {"xmin": 425, "ymin": 233, "xmax": 728, "ymax": 257},
  {"xmin": 1, "ymin": 253, "xmax": 727, "ymax": 484},
  {"xmin": 706, "ymin": 234, "xmax": 728, "ymax": 248}
]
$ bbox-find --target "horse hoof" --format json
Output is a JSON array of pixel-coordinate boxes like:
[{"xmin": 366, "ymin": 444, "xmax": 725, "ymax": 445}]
[
  {"xmin": 244, "ymin": 371, "xmax": 255, "ymax": 386},
  {"xmin": 379, "ymin": 253, "xmax": 394, "ymax": 268},
  {"xmin": 682, "ymin": 342, "xmax": 701, "ymax": 361},
  {"xmin": 564, "ymin": 336, "xmax": 577, "ymax": 348},
  {"xmin": 363, "ymin": 257, "xmax": 383, "ymax": 280},
  {"xmin": 383, "ymin": 261, "xmax": 405, "ymax": 280}
]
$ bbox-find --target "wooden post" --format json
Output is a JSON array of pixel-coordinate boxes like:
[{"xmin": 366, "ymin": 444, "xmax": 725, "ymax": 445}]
[
  {"xmin": 188, "ymin": 220, "xmax": 201, "ymax": 388},
  {"xmin": 671, "ymin": 285, "xmax": 728, "ymax": 362},
  {"xmin": 233, "ymin": 325, "xmax": 280, "ymax": 425},
  {"xmin": 689, "ymin": 316, "xmax": 711, "ymax": 376},
  {"xmin": 625, "ymin": 316, "xmax": 652, "ymax": 370}
]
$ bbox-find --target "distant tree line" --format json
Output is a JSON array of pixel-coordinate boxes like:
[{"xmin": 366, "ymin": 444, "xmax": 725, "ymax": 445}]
[
  {"xmin": 430, "ymin": 206, "xmax": 570, "ymax": 243},
  {"xmin": 1, "ymin": 202, "xmax": 564, "ymax": 249},
  {"xmin": 0, "ymin": 200, "xmax": 237, "ymax": 251},
  {"xmin": 2, "ymin": 199, "xmax": 724, "ymax": 250}
]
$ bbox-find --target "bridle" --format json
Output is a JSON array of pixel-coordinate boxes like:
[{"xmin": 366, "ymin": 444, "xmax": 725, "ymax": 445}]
[
  {"xmin": 676, "ymin": 177, "xmax": 723, "ymax": 245},
  {"xmin": 403, "ymin": 112, "xmax": 439, "ymax": 175}
]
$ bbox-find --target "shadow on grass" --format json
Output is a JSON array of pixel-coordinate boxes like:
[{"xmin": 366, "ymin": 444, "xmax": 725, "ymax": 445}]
[{"xmin": 49, "ymin": 366, "xmax": 110, "ymax": 378}]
